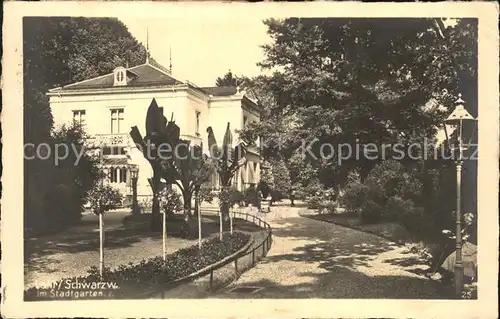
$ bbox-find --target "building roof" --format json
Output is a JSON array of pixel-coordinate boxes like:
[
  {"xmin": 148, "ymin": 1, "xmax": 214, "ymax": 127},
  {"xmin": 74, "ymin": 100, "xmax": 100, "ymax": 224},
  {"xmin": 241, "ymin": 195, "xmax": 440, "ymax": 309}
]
[
  {"xmin": 48, "ymin": 61, "xmax": 259, "ymax": 107},
  {"xmin": 200, "ymin": 86, "xmax": 239, "ymax": 97},
  {"xmin": 50, "ymin": 63, "xmax": 184, "ymax": 92}
]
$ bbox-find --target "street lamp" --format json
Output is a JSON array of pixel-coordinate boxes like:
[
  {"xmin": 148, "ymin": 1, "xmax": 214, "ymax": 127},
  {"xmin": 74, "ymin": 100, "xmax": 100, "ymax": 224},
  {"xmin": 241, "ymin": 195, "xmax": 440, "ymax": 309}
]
[
  {"xmin": 443, "ymin": 93, "xmax": 477, "ymax": 296},
  {"xmin": 129, "ymin": 164, "xmax": 140, "ymax": 216}
]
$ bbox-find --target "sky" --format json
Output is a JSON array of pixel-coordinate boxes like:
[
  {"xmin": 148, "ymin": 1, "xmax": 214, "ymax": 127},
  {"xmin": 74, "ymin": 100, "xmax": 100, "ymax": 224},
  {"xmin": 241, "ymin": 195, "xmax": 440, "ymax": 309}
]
[
  {"xmin": 120, "ymin": 17, "xmax": 458, "ymax": 87},
  {"xmin": 121, "ymin": 17, "xmax": 273, "ymax": 87}
]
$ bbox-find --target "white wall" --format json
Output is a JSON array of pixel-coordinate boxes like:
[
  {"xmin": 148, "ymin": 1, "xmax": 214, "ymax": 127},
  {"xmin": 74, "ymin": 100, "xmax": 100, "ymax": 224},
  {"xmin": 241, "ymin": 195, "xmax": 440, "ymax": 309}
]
[
  {"xmin": 49, "ymin": 89, "xmax": 190, "ymax": 136},
  {"xmin": 207, "ymin": 98, "xmax": 244, "ymax": 144},
  {"xmin": 49, "ymin": 89, "xmax": 191, "ymax": 198},
  {"xmin": 183, "ymin": 89, "xmax": 209, "ymax": 147},
  {"xmin": 49, "ymin": 88, "xmax": 260, "ymax": 197}
]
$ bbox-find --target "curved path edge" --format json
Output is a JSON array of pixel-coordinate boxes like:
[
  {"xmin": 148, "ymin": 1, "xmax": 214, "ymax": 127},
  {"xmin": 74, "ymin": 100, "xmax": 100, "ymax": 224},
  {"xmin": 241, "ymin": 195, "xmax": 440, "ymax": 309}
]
[
  {"xmin": 138, "ymin": 232, "xmax": 254, "ymax": 298},
  {"xmin": 298, "ymin": 210, "xmax": 409, "ymax": 246},
  {"xmin": 152, "ymin": 212, "xmax": 273, "ymax": 298}
]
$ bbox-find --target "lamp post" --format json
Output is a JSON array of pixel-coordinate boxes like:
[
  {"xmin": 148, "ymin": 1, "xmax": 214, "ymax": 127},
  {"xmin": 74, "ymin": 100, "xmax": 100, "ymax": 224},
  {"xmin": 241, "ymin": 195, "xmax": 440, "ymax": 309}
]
[
  {"xmin": 129, "ymin": 164, "xmax": 140, "ymax": 216},
  {"xmin": 443, "ymin": 93, "xmax": 476, "ymax": 296}
]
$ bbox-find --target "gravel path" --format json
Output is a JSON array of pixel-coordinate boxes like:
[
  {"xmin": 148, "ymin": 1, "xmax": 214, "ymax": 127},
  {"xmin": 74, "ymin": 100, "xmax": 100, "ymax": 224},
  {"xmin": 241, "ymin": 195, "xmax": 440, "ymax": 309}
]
[{"xmin": 216, "ymin": 206, "xmax": 444, "ymax": 299}]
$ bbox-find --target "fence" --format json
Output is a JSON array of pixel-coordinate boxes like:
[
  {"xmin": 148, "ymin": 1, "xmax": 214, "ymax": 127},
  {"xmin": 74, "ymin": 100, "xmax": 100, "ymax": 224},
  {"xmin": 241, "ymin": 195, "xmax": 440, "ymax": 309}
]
[
  {"xmin": 205, "ymin": 210, "xmax": 273, "ymax": 293},
  {"xmin": 144, "ymin": 210, "xmax": 273, "ymax": 298}
]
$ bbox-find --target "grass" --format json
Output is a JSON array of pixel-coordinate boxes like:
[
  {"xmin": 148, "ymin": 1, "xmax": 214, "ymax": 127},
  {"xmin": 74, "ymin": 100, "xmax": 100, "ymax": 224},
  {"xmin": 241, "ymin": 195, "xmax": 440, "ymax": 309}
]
[
  {"xmin": 24, "ymin": 211, "xmax": 221, "ymax": 288},
  {"xmin": 25, "ymin": 210, "xmax": 266, "ymax": 289},
  {"xmin": 299, "ymin": 209, "xmax": 415, "ymax": 245},
  {"xmin": 24, "ymin": 232, "xmax": 252, "ymax": 300}
]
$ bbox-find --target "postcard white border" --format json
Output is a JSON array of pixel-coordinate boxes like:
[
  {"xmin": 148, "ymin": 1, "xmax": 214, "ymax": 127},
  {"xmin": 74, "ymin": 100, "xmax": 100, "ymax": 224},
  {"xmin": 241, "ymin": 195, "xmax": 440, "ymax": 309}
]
[{"xmin": 2, "ymin": 1, "xmax": 499, "ymax": 318}]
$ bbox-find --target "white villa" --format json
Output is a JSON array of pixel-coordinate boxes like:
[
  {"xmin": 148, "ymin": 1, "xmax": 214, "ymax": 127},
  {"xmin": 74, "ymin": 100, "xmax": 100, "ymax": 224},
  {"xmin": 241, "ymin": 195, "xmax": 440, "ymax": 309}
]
[{"xmin": 48, "ymin": 59, "xmax": 261, "ymax": 203}]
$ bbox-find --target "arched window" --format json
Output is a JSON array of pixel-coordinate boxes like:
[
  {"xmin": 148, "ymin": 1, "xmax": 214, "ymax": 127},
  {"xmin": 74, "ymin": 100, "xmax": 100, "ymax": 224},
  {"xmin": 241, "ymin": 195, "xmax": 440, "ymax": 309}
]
[
  {"xmin": 120, "ymin": 167, "xmax": 127, "ymax": 183},
  {"xmin": 110, "ymin": 167, "xmax": 117, "ymax": 183}
]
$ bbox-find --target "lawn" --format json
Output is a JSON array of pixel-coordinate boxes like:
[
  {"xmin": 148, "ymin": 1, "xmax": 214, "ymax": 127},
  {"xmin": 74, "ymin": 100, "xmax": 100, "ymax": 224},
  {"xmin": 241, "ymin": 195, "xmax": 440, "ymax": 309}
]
[
  {"xmin": 25, "ymin": 232, "xmax": 253, "ymax": 300},
  {"xmin": 24, "ymin": 210, "xmax": 262, "ymax": 288},
  {"xmin": 299, "ymin": 209, "xmax": 415, "ymax": 244}
]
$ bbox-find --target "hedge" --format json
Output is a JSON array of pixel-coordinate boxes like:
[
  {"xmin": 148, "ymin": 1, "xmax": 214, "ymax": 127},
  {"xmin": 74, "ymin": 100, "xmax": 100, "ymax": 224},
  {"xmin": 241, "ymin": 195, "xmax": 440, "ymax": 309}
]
[{"xmin": 25, "ymin": 232, "xmax": 250, "ymax": 300}]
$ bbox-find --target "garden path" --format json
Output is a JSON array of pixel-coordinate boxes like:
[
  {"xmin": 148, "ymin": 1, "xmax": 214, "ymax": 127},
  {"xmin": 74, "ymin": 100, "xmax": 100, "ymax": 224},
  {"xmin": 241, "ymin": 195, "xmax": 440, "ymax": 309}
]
[{"xmin": 216, "ymin": 204, "xmax": 445, "ymax": 298}]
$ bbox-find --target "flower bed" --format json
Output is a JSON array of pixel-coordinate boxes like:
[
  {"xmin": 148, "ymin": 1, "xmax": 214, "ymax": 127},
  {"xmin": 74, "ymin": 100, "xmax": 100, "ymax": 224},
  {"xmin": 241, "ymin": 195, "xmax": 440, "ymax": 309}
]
[{"xmin": 24, "ymin": 232, "xmax": 250, "ymax": 300}]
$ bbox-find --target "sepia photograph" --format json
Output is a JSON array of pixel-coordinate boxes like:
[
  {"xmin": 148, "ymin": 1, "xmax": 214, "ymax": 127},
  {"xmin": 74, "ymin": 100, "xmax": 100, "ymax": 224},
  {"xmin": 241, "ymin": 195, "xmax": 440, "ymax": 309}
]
[{"xmin": 1, "ymin": 1, "xmax": 498, "ymax": 318}]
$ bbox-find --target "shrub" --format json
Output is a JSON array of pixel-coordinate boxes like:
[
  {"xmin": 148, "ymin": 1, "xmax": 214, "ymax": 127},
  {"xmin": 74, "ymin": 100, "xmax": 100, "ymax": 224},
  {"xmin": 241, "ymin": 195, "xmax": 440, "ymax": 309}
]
[
  {"xmin": 340, "ymin": 179, "xmax": 370, "ymax": 215},
  {"xmin": 358, "ymin": 199, "xmax": 384, "ymax": 224},
  {"xmin": 257, "ymin": 180, "xmax": 271, "ymax": 199},
  {"xmin": 162, "ymin": 188, "xmax": 183, "ymax": 215},
  {"xmin": 219, "ymin": 187, "xmax": 244, "ymax": 207},
  {"xmin": 271, "ymin": 158, "xmax": 292, "ymax": 199},
  {"xmin": 340, "ymin": 161, "xmax": 425, "ymax": 225},
  {"xmin": 139, "ymin": 197, "xmax": 153, "ymax": 210},
  {"xmin": 24, "ymin": 123, "xmax": 101, "ymax": 235},
  {"xmin": 388, "ymin": 196, "xmax": 429, "ymax": 237},
  {"xmin": 228, "ymin": 187, "xmax": 244, "ymax": 207},
  {"xmin": 198, "ymin": 184, "xmax": 216, "ymax": 204},
  {"xmin": 323, "ymin": 200, "xmax": 338, "ymax": 214},
  {"xmin": 304, "ymin": 186, "xmax": 339, "ymax": 214},
  {"xmin": 24, "ymin": 232, "xmax": 251, "ymax": 300},
  {"xmin": 365, "ymin": 160, "xmax": 423, "ymax": 205},
  {"xmin": 87, "ymin": 184, "xmax": 123, "ymax": 215},
  {"xmin": 290, "ymin": 183, "xmax": 307, "ymax": 200},
  {"xmin": 306, "ymin": 194, "xmax": 323, "ymax": 209},
  {"xmin": 260, "ymin": 158, "xmax": 292, "ymax": 201},
  {"xmin": 243, "ymin": 186, "xmax": 259, "ymax": 207}
]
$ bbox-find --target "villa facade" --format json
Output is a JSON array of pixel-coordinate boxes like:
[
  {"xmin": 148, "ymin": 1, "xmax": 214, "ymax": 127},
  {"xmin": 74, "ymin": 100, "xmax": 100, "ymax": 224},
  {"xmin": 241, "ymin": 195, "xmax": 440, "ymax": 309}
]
[{"xmin": 48, "ymin": 61, "xmax": 261, "ymax": 202}]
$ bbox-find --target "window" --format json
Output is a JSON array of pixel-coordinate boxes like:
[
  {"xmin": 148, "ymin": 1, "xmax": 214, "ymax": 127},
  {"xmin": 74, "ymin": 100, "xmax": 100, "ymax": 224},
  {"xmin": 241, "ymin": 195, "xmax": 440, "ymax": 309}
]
[
  {"xmin": 195, "ymin": 111, "xmax": 201, "ymax": 136},
  {"xmin": 110, "ymin": 108, "xmax": 124, "ymax": 134},
  {"xmin": 120, "ymin": 167, "xmax": 128, "ymax": 183},
  {"xmin": 72, "ymin": 110, "xmax": 86, "ymax": 125},
  {"xmin": 117, "ymin": 71, "xmax": 124, "ymax": 82},
  {"xmin": 114, "ymin": 67, "xmax": 127, "ymax": 86},
  {"xmin": 109, "ymin": 167, "xmax": 127, "ymax": 183}
]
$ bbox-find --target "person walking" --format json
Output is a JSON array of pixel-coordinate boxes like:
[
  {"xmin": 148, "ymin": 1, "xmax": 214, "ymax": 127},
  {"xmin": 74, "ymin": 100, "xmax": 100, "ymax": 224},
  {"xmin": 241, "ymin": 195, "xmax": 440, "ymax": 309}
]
[
  {"xmin": 257, "ymin": 189, "xmax": 263, "ymax": 212},
  {"xmin": 290, "ymin": 188, "xmax": 296, "ymax": 207}
]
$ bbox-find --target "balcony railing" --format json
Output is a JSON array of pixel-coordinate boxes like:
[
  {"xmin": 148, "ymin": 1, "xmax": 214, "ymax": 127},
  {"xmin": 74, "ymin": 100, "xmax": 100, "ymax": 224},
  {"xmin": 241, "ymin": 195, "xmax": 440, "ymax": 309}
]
[{"xmin": 88, "ymin": 133, "xmax": 130, "ymax": 147}]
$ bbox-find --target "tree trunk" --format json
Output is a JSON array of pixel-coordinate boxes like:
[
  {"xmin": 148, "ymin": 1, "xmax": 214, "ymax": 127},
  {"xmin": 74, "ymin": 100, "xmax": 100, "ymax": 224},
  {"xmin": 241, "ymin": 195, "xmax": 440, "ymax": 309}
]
[
  {"xmin": 149, "ymin": 170, "xmax": 161, "ymax": 231},
  {"xmin": 183, "ymin": 191, "xmax": 192, "ymax": 216},
  {"xmin": 162, "ymin": 207, "xmax": 167, "ymax": 261},
  {"xmin": 220, "ymin": 185, "xmax": 231, "ymax": 231},
  {"xmin": 194, "ymin": 192, "xmax": 199, "ymax": 217},
  {"xmin": 99, "ymin": 212, "xmax": 104, "ymax": 278},
  {"xmin": 195, "ymin": 190, "xmax": 202, "ymax": 249},
  {"xmin": 182, "ymin": 191, "xmax": 194, "ymax": 238},
  {"xmin": 221, "ymin": 201, "xmax": 230, "ymax": 223}
]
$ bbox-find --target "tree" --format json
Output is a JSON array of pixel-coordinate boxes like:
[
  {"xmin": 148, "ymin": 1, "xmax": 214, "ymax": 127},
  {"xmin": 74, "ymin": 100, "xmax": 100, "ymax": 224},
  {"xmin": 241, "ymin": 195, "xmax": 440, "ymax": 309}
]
[
  {"xmin": 164, "ymin": 140, "xmax": 213, "ymax": 234},
  {"xmin": 257, "ymin": 161, "xmax": 273, "ymax": 198},
  {"xmin": 23, "ymin": 17, "xmax": 150, "ymax": 234},
  {"xmin": 24, "ymin": 123, "xmax": 101, "ymax": 234},
  {"xmin": 206, "ymin": 123, "xmax": 247, "ymax": 235},
  {"xmin": 261, "ymin": 158, "xmax": 292, "ymax": 206},
  {"xmin": 23, "ymin": 17, "xmax": 149, "ymax": 144},
  {"xmin": 215, "ymin": 69, "xmax": 245, "ymax": 87},
  {"xmin": 241, "ymin": 18, "xmax": 477, "ymax": 190},
  {"xmin": 130, "ymin": 99, "xmax": 181, "ymax": 231},
  {"xmin": 88, "ymin": 184, "xmax": 123, "ymax": 277}
]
